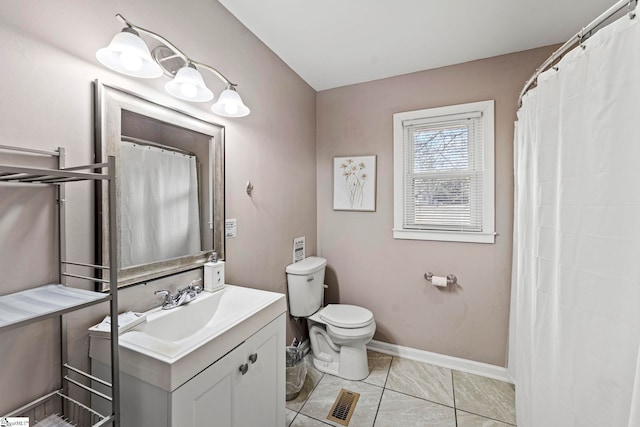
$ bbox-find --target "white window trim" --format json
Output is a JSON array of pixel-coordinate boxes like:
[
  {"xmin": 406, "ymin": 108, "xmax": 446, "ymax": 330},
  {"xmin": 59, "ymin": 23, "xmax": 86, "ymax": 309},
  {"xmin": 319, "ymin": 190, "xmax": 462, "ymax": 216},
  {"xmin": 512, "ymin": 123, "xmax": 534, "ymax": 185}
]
[{"xmin": 393, "ymin": 100, "xmax": 495, "ymax": 244}]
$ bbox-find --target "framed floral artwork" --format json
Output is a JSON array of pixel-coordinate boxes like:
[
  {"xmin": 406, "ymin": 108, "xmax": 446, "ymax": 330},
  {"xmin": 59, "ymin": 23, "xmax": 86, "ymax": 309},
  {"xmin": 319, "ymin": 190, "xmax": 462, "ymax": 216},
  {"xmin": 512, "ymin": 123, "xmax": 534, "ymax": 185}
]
[{"xmin": 333, "ymin": 155, "xmax": 377, "ymax": 211}]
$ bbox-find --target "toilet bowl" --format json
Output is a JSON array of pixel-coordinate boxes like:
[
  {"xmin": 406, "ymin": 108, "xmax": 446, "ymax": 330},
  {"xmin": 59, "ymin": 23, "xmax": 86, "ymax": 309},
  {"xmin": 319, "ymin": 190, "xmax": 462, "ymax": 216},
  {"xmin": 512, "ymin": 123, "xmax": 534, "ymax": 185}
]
[
  {"xmin": 307, "ymin": 304, "xmax": 375, "ymax": 380},
  {"xmin": 286, "ymin": 257, "xmax": 376, "ymax": 380}
]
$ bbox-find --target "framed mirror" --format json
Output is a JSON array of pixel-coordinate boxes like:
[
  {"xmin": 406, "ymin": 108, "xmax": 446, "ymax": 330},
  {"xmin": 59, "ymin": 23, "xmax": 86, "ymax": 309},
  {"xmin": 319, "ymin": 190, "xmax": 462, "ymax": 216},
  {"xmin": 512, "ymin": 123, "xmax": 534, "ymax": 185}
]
[{"xmin": 95, "ymin": 81, "xmax": 224, "ymax": 289}]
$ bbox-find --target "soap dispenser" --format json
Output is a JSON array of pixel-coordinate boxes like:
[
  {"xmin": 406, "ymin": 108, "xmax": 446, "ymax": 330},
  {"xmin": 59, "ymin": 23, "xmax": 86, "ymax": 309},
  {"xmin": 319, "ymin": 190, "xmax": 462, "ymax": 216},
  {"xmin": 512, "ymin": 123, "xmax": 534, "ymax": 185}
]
[{"xmin": 204, "ymin": 253, "xmax": 225, "ymax": 292}]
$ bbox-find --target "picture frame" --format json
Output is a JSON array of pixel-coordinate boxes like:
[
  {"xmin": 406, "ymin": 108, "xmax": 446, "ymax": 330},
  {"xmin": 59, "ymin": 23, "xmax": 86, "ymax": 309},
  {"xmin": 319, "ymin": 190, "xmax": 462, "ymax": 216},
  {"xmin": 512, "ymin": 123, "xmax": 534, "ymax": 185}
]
[{"xmin": 333, "ymin": 155, "xmax": 377, "ymax": 211}]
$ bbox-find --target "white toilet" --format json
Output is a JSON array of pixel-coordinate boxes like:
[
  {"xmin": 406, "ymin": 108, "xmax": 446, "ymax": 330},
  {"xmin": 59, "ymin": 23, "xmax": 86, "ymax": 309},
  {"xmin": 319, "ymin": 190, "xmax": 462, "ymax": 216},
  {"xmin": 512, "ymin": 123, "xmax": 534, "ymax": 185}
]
[{"xmin": 286, "ymin": 256, "xmax": 376, "ymax": 380}]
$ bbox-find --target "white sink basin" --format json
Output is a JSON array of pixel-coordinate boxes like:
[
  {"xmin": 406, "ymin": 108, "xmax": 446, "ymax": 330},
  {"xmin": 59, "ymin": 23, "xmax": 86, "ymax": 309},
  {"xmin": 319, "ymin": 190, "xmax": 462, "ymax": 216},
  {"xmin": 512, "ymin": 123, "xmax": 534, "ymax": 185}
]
[
  {"xmin": 91, "ymin": 284, "xmax": 286, "ymax": 391},
  {"xmin": 120, "ymin": 284, "xmax": 280, "ymax": 359},
  {"xmin": 134, "ymin": 292, "xmax": 225, "ymax": 342}
]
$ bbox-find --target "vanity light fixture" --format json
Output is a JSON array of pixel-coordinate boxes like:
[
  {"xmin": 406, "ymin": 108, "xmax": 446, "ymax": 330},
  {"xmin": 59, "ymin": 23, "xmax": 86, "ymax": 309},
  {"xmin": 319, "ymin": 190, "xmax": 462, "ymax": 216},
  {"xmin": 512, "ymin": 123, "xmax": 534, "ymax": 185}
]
[
  {"xmin": 96, "ymin": 14, "xmax": 250, "ymax": 117},
  {"xmin": 96, "ymin": 27, "xmax": 163, "ymax": 78},
  {"xmin": 212, "ymin": 85, "xmax": 251, "ymax": 117},
  {"xmin": 165, "ymin": 63, "xmax": 213, "ymax": 102}
]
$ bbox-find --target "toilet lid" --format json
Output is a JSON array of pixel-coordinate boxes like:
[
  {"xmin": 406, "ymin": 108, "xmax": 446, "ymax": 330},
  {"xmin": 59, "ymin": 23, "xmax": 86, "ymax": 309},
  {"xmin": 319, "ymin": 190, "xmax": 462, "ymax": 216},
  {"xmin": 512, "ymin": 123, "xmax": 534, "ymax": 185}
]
[{"xmin": 320, "ymin": 304, "xmax": 373, "ymax": 328}]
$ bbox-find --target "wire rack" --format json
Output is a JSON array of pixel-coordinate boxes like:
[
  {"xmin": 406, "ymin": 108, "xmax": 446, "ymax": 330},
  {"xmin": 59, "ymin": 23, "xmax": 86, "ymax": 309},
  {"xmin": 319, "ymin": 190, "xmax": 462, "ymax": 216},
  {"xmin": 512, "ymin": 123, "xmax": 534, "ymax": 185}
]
[
  {"xmin": 0, "ymin": 145, "xmax": 119, "ymax": 426},
  {"xmin": 14, "ymin": 391, "xmax": 110, "ymax": 427}
]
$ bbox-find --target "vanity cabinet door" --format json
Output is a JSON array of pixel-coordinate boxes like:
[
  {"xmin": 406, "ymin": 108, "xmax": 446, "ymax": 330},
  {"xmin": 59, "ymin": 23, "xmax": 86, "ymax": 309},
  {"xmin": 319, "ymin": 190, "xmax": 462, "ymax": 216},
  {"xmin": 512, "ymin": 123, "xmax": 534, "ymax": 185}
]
[
  {"xmin": 171, "ymin": 340, "xmax": 242, "ymax": 427},
  {"xmin": 171, "ymin": 314, "xmax": 285, "ymax": 427},
  {"xmin": 235, "ymin": 314, "xmax": 285, "ymax": 427}
]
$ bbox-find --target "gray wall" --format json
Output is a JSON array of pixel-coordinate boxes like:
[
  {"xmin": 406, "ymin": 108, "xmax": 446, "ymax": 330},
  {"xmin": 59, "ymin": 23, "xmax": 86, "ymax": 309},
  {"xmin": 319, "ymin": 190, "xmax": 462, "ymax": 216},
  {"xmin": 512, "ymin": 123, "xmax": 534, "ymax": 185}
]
[
  {"xmin": 316, "ymin": 46, "xmax": 556, "ymax": 366},
  {"xmin": 0, "ymin": 0, "xmax": 316, "ymax": 413}
]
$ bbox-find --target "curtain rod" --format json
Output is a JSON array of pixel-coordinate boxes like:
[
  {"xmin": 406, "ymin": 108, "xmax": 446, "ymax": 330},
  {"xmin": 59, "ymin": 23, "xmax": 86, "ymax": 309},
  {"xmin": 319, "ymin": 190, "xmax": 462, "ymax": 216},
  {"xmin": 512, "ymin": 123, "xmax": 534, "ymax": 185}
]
[
  {"xmin": 518, "ymin": 0, "xmax": 637, "ymax": 107},
  {"xmin": 121, "ymin": 135, "xmax": 195, "ymax": 157}
]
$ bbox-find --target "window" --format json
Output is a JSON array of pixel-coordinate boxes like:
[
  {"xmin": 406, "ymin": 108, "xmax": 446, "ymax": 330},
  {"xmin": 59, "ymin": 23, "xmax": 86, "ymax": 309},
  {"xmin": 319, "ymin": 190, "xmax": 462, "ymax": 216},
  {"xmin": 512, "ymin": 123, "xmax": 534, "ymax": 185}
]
[{"xmin": 393, "ymin": 100, "xmax": 495, "ymax": 243}]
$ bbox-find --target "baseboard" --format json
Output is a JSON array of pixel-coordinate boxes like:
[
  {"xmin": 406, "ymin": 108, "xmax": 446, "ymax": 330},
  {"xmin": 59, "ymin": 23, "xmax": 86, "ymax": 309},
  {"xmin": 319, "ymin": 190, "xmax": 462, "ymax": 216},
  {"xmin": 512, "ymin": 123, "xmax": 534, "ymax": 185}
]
[{"xmin": 367, "ymin": 340, "xmax": 513, "ymax": 384}]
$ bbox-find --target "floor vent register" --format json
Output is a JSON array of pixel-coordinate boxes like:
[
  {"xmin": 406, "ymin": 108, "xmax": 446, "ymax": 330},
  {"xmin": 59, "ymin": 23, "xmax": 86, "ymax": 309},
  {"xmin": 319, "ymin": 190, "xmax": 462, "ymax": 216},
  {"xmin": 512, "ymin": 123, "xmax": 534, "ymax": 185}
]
[{"xmin": 327, "ymin": 388, "xmax": 360, "ymax": 426}]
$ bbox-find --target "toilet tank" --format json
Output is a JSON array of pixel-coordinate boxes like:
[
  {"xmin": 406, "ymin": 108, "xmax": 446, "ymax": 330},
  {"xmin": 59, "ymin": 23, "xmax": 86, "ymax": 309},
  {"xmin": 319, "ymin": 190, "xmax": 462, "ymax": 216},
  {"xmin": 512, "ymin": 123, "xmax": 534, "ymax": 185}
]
[{"xmin": 286, "ymin": 256, "xmax": 327, "ymax": 317}]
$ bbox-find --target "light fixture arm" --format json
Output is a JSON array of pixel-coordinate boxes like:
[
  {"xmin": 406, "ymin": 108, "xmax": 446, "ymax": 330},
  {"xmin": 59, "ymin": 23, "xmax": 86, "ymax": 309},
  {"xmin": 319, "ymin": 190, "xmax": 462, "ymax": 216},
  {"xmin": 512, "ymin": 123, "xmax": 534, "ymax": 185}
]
[
  {"xmin": 191, "ymin": 61, "xmax": 237, "ymax": 88},
  {"xmin": 115, "ymin": 14, "xmax": 236, "ymax": 87}
]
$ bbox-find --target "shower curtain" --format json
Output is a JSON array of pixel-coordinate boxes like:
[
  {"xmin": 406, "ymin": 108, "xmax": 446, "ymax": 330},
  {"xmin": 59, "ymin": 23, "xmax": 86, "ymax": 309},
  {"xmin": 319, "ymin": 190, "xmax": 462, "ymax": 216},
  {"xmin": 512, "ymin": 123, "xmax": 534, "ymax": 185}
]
[
  {"xmin": 512, "ymin": 13, "xmax": 640, "ymax": 427},
  {"xmin": 119, "ymin": 141, "xmax": 201, "ymax": 268}
]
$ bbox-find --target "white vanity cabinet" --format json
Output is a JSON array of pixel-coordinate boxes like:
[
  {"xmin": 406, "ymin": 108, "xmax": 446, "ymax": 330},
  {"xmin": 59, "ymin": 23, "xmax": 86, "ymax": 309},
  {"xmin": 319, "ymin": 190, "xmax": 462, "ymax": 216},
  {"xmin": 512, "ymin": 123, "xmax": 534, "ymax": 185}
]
[
  {"xmin": 171, "ymin": 314, "xmax": 285, "ymax": 427},
  {"xmin": 109, "ymin": 313, "xmax": 285, "ymax": 427},
  {"xmin": 90, "ymin": 285, "xmax": 287, "ymax": 427}
]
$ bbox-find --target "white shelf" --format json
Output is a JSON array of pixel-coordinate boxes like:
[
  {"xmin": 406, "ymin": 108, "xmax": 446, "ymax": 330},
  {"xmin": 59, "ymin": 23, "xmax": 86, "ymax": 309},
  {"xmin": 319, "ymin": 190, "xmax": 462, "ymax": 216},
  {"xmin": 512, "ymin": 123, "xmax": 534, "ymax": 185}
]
[
  {"xmin": 34, "ymin": 414, "xmax": 76, "ymax": 427},
  {"xmin": 6, "ymin": 389, "xmax": 111, "ymax": 427},
  {"xmin": 0, "ymin": 284, "xmax": 109, "ymax": 330}
]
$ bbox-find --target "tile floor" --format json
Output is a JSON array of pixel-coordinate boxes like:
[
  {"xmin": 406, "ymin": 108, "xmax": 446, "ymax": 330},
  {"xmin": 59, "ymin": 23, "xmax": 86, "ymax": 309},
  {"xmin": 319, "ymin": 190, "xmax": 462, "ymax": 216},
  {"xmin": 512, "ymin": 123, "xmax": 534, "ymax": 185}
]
[{"xmin": 286, "ymin": 351, "xmax": 516, "ymax": 427}]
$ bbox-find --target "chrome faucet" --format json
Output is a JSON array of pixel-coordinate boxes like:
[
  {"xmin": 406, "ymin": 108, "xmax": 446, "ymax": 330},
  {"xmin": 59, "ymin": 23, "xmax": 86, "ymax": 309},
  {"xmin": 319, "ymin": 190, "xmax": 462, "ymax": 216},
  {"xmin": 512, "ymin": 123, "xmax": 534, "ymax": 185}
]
[{"xmin": 155, "ymin": 280, "xmax": 203, "ymax": 310}]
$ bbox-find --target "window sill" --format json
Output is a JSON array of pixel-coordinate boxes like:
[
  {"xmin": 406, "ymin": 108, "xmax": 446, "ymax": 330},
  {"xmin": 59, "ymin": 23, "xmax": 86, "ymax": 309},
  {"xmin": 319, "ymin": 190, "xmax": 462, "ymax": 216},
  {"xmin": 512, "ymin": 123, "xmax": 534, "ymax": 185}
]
[{"xmin": 392, "ymin": 229, "xmax": 496, "ymax": 244}]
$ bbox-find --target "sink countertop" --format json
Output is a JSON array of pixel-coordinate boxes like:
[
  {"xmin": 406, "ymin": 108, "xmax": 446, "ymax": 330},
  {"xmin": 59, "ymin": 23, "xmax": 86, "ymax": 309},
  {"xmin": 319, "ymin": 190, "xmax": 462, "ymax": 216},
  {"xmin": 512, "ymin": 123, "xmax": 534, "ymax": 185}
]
[{"xmin": 90, "ymin": 284, "xmax": 287, "ymax": 391}]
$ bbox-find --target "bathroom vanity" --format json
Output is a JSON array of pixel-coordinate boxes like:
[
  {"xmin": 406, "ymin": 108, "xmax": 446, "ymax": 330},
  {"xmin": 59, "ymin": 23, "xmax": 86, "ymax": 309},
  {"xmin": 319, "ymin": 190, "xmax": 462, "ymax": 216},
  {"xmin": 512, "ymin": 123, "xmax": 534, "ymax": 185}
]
[{"xmin": 90, "ymin": 285, "xmax": 286, "ymax": 427}]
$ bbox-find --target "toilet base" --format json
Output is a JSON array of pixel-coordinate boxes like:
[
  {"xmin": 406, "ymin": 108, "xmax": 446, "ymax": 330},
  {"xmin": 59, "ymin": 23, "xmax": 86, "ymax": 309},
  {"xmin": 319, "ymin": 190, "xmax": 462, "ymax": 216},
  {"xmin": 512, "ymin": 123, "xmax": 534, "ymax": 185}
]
[
  {"xmin": 337, "ymin": 344, "xmax": 370, "ymax": 380},
  {"xmin": 312, "ymin": 355, "xmax": 340, "ymax": 377},
  {"xmin": 308, "ymin": 325, "xmax": 371, "ymax": 380}
]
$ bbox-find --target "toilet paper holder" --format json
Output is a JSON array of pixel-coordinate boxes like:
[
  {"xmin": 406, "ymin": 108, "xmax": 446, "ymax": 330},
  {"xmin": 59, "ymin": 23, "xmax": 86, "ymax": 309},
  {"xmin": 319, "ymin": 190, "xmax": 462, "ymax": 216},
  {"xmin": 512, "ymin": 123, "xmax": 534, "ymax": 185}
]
[{"xmin": 424, "ymin": 272, "xmax": 457, "ymax": 286}]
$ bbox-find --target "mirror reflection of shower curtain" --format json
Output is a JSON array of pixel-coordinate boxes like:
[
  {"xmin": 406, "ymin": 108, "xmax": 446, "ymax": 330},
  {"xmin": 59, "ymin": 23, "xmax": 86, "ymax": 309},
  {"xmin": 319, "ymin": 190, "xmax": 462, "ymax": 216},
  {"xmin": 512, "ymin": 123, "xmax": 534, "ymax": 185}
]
[
  {"xmin": 511, "ymin": 15, "xmax": 640, "ymax": 427},
  {"xmin": 119, "ymin": 141, "xmax": 201, "ymax": 268}
]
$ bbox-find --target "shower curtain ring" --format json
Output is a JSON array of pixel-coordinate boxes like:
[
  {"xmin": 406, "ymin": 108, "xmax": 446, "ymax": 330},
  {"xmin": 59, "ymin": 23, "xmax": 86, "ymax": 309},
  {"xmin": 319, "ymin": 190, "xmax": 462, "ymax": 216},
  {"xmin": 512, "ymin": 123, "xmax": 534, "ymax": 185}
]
[
  {"xmin": 579, "ymin": 28, "xmax": 586, "ymax": 50},
  {"xmin": 628, "ymin": 0, "xmax": 636, "ymax": 19}
]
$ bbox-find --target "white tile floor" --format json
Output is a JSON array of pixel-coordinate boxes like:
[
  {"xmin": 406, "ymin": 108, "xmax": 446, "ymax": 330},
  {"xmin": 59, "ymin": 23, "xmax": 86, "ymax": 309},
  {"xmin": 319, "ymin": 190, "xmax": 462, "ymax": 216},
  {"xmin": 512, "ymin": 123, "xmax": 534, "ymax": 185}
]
[{"xmin": 286, "ymin": 351, "xmax": 516, "ymax": 427}]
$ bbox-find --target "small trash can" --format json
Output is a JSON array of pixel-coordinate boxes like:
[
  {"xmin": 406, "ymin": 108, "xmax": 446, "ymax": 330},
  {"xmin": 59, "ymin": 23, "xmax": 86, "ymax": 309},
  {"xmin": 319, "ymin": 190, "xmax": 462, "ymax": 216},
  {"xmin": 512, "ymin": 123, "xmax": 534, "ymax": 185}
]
[{"xmin": 285, "ymin": 346, "xmax": 308, "ymax": 401}]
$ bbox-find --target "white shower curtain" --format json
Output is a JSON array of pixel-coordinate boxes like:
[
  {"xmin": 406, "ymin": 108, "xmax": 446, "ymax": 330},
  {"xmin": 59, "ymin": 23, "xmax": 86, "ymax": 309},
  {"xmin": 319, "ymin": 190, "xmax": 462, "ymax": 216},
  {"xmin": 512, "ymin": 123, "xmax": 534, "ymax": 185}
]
[
  {"xmin": 512, "ymin": 14, "xmax": 640, "ymax": 427},
  {"xmin": 119, "ymin": 141, "xmax": 201, "ymax": 268}
]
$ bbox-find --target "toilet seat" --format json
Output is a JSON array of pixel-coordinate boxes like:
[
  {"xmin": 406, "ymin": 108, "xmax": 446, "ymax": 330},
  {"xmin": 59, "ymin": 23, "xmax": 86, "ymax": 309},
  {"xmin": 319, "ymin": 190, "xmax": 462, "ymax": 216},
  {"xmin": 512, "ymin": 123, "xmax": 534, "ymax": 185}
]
[
  {"xmin": 317, "ymin": 304, "xmax": 374, "ymax": 328},
  {"xmin": 326, "ymin": 320, "xmax": 376, "ymax": 340}
]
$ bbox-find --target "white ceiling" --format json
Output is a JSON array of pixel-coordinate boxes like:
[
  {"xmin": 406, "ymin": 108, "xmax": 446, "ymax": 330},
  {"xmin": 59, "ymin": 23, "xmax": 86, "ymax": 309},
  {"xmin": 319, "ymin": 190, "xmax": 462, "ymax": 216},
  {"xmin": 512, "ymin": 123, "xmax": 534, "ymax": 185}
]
[{"xmin": 218, "ymin": 0, "xmax": 618, "ymax": 91}]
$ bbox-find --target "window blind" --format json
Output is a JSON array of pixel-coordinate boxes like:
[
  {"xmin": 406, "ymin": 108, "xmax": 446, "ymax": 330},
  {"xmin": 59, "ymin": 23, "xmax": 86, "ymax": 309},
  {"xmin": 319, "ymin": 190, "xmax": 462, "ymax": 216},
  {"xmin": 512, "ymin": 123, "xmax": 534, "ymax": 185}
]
[{"xmin": 403, "ymin": 113, "xmax": 484, "ymax": 232}]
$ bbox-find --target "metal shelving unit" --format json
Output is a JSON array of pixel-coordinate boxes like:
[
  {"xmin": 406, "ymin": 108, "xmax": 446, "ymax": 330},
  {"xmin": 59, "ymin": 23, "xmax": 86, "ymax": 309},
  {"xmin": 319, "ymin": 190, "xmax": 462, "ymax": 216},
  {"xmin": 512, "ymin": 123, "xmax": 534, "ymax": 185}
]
[{"xmin": 0, "ymin": 145, "xmax": 119, "ymax": 426}]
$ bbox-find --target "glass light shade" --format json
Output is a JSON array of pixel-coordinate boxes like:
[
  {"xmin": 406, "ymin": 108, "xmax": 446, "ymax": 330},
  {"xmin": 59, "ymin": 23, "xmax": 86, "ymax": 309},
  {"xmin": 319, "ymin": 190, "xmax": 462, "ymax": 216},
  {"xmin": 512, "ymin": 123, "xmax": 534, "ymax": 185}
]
[
  {"xmin": 96, "ymin": 30, "xmax": 163, "ymax": 78},
  {"xmin": 165, "ymin": 66, "xmax": 214, "ymax": 102},
  {"xmin": 211, "ymin": 87, "xmax": 250, "ymax": 117}
]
